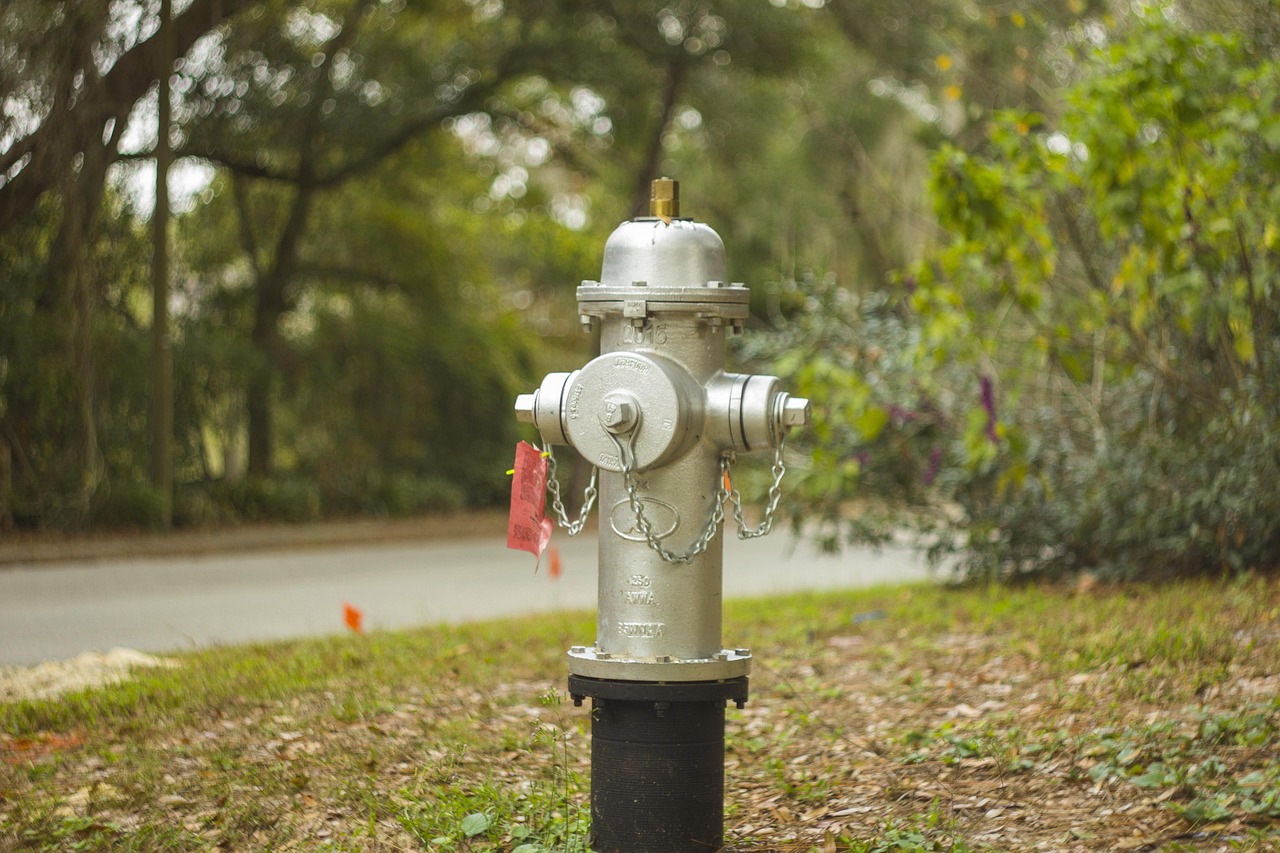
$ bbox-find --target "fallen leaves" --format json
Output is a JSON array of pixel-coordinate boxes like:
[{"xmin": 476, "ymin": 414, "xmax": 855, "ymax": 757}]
[{"xmin": 718, "ymin": 620, "xmax": 1280, "ymax": 851}]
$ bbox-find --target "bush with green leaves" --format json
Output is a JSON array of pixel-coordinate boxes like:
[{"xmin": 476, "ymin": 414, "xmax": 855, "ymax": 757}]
[{"xmin": 764, "ymin": 13, "xmax": 1280, "ymax": 580}]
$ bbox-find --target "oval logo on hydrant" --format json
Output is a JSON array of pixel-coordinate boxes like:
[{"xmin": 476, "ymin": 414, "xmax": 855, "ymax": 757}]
[{"xmin": 609, "ymin": 498, "xmax": 680, "ymax": 541}]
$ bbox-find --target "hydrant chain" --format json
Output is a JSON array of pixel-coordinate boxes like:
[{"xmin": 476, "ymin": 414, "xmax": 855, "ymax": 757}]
[
  {"xmin": 541, "ymin": 431, "xmax": 787, "ymax": 546},
  {"xmin": 606, "ymin": 427, "xmax": 792, "ymax": 562},
  {"xmin": 726, "ymin": 436, "xmax": 789, "ymax": 539},
  {"xmin": 544, "ymin": 445, "xmax": 599, "ymax": 536},
  {"xmin": 607, "ymin": 428, "xmax": 731, "ymax": 564}
]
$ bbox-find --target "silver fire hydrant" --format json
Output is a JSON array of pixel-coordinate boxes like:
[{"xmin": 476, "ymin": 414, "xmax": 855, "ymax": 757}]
[{"xmin": 514, "ymin": 178, "xmax": 809, "ymax": 853}]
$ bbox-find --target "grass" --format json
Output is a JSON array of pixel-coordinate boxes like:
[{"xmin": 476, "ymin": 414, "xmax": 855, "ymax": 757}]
[{"xmin": 2, "ymin": 574, "xmax": 1280, "ymax": 851}]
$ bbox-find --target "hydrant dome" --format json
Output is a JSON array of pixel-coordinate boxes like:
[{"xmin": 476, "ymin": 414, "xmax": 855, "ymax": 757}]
[{"xmin": 600, "ymin": 219, "xmax": 728, "ymax": 289}]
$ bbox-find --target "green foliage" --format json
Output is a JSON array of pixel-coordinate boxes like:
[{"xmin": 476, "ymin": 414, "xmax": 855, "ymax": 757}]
[
  {"xmin": 90, "ymin": 480, "xmax": 170, "ymax": 531},
  {"xmin": 206, "ymin": 476, "xmax": 323, "ymax": 523},
  {"xmin": 739, "ymin": 274, "xmax": 973, "ymax": 558},
  {"xmin": 892, "ymin": 697, "xmax": 1280, "ymax": 832},
  {"xmin": 1077, "ymin": 701, "xmax": 1280, "ymax": 827},
  {"xmin": 772, "ymin": 13, "xmax": 1280, "ymax": 580},
  {"xmin": 1, "ymin": 0, "xmax": 1104, "ymax": 534},
  {"xmin": 843, "ymin": 806, "xmax": 993, "ymax": 853}
]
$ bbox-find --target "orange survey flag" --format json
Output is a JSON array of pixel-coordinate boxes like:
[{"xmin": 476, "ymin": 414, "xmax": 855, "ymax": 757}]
[
  {"xmin": 343, "ymin": 602, "xmax": 364, "ymax": 634},
  {"xmin": 548, "ymin": 545, "xmax": 562, "ymax": 580}
]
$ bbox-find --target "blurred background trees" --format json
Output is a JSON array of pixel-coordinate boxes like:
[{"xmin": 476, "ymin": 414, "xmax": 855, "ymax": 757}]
[{"xmin": 2, "ymin": 0, "xmax": 1275, "ymax": 580}]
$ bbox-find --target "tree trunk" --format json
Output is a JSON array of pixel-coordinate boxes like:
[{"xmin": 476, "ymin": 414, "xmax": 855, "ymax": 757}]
[
  {"xmin": 245, "ymin": 180, "xmax": 316, "ymax": 478},
  {"xmin": 151, "ymin": 0, "xmax": 175, "ymax": 526},
  {"xmin": 838, "ymin": 181, "xmax": 895, "ymax": 289},
  {"xmin": 246, "ymin": 297, "xmax": 282, "ymax": 478},
  {"xmin": 52, "ymin": 152, "xmax": 109, "ymax": 530},
  {"xmin": 0, "ymin": 433, "xmax": 12, "ymax": 530},
  {"xmin": 4, "ymin": 117, "xmax": 114, "ymax": 530}
]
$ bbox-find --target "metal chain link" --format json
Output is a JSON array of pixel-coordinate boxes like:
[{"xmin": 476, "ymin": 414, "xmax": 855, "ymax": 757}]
[
  {"xmin": 726, "ymin": 435, "xmax": 788, "ymax": 540},
  {"xmin": 607, "ymin": 430, "xmax": 789, "ymax": 564},
  {"xmin": 544, "ymin": 445, "xmax": 598, "ymax": 536},
  {"xmin": 607, "ymin": 430, "xmax": 729, "ymax": 564}
]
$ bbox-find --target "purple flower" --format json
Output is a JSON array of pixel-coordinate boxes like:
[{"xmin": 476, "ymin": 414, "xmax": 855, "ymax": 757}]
[
  {"xmin": 980, "ymin": 375, "xmax": 999, "ymax": 444},
  {"xmin": 887, "ymin": 404, "xmax": 917, "ymax": 425},
  {"xmin": 924, "ymin": 447, "xmax": 943, "ymax": 485}
]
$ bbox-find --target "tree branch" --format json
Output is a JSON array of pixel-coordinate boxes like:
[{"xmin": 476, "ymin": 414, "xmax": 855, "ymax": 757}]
[
  {"xmin": 166, "ymin": 146, "xmax": 298, "ymax": 183},
  {"xmin": 295, "ymin": 263, "xmax": 402, "ymax": 290},
  {"xmin": 230, "ymin": 174, "xmax": 263, "ymax": 281},
  {"xmin": 0, "ymin": 0, "xmax": 260, "ymax": 231},
  {"xmin": 629, "ymin": 53, "xmax": 688, "ymax": 218}
]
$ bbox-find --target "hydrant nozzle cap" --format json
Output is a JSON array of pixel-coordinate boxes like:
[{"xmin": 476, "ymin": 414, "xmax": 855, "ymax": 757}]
[
  {"xmin": 650, "ymin": 177, "xmax": 679, "ymax": 219},
  {"xmin": 514, "ymin": 393, "xmax": 537, "ymax": 424}
]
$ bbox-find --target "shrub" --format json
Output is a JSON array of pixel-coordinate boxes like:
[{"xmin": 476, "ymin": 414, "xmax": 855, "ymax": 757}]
[
  {"xmin": 761, "ymin": 16, "xmax": 1280, "ymax": 581},
  {"xmin": 90, "ymin": 479, "xmax": 168, "ymax": 531}
]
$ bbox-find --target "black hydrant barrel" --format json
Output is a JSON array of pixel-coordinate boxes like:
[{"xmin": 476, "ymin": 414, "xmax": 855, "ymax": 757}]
[{"xmin": 571, "ymin": 675, "xmax": 749, "ymax": 852}]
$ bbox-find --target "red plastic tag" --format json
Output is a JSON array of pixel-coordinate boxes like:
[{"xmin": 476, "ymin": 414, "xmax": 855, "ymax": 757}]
[{"xmin": 507, "ymin": 441, "xmax": 552, "ymax": 562}]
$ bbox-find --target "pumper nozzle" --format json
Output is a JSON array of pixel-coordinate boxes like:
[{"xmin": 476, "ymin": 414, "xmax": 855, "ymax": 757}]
[{"xmin": 650, "ymin": 177, "xmax": 679, "ymax": 220}]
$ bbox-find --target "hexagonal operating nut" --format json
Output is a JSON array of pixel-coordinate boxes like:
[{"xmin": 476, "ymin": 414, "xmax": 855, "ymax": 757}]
[
  {"xmin": 600, "ymin": 392, "xmax": 639, "ymax": 434},
  {"xmin": 781, "ymin": 395, "xmax": 811, "ymax": 430},
  {"xmin": 514, "ymin": 392, "xmax": 537, "ymax": 424}
]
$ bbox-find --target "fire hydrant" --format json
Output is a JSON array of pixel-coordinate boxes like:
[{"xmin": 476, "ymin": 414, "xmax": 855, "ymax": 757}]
[{"xmin": 514, "ymin": 178, "xmax": 809, "ymax": 853}]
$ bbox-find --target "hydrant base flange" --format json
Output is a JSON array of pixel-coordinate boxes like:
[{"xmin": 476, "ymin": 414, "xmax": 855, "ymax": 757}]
[{"xmin": 567, "ymin": 646, "xmax": 751, "ymax": 682}]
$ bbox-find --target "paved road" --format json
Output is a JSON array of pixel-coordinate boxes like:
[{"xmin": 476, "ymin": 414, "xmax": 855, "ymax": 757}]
[{"xmin": 0, "ymin": 532, "xmax": 933, "ymax": 666}]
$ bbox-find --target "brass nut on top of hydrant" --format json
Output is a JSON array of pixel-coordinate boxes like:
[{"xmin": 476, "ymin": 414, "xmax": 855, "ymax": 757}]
[{"xmin": 650, "ymin": 176, "xmax": 679, "ymax": 219}]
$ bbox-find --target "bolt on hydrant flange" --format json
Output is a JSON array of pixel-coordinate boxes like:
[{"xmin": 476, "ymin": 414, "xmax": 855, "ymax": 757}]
[{"xmin": 514, "ymin": 178, "xmax": 809, "ymax": 853}]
